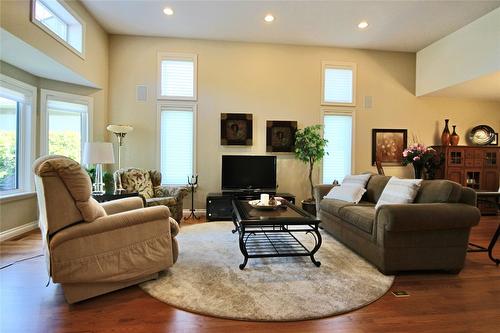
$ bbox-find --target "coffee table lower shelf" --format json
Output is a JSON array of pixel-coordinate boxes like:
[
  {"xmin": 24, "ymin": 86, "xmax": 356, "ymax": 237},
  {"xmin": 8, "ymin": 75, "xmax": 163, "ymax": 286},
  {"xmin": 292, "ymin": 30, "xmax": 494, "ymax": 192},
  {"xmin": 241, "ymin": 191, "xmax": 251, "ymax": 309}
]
[{"xmin": 232, "ymin": 224, "xmax": 322, "ymax": 270}]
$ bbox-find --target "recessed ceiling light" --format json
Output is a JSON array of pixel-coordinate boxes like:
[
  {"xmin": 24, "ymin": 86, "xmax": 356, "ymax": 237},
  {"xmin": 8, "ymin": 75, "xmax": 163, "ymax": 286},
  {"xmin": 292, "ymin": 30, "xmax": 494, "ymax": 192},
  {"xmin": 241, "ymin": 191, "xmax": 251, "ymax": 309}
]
[
  {"xmin": 264, "ymin": 14, "xmax": 275, "ymax": 23},
  {"xmin": 163, "ymin": 7, "xmax": 174, "ymax": 16},
  {"xmin": 358, "ymin": 21, "xmax": 368, "ymax": 29}
]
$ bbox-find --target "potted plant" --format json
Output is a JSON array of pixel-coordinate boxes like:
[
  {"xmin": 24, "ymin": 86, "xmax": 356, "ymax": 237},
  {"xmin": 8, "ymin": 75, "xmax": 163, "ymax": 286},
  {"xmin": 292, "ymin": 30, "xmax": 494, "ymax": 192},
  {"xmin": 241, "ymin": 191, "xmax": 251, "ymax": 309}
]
[
  {"xmin": 294, "ymin": 125, "xmax": 328, "ymax": 215},
  {"xmin": 402, "ymin": 143, "xmax": 442, "ymax": 179},
  {"xmin": 86, "ymin": 167, "xmax": 115, "ymax": 194}
]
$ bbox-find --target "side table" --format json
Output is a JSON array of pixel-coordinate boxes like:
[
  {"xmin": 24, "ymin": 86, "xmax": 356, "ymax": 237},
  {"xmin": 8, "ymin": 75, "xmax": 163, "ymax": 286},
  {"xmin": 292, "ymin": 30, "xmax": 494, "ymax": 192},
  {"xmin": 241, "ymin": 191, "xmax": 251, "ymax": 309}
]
[
  {"xmin": 468, "ymin": 191, "xmax": 499, "ymax": 265},
  {"xmin": 92, "ymin": 192, "xmax": 144, "ymax": 205}
]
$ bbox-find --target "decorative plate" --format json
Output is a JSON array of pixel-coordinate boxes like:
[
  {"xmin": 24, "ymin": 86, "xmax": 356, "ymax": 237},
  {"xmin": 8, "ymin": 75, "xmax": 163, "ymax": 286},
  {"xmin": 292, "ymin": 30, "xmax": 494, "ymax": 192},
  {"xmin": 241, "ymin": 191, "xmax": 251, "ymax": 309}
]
[
  {"xmin": 469, "ymin": 125, "xmax": 496, "ymax": 145},
  {"xmin": 248, "ymin": 199, "xmax": 282, "ymax": 210}
]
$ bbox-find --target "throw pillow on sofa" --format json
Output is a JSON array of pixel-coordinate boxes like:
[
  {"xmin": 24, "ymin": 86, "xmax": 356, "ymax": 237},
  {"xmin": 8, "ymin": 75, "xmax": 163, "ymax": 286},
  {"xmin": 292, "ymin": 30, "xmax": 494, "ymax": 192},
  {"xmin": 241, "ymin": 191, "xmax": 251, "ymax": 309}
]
[
  {"xmin": 342, "ymin": 173, "xmax": 372, "ymax": 187},
  {"xmin": 324, "ymin": 184, "xmax": 366, "ymax": 204},
  {"xmin": 375, "ymin": 177, "xmax": 423, "ymax": 209}
]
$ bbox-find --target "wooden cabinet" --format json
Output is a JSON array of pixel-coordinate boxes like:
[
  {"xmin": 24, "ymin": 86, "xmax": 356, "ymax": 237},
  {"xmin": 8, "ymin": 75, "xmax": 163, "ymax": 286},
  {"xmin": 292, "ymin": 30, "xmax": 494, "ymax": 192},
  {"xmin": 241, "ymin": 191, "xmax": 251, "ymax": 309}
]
[{"xmin": 433, "ymin": 146, "xmax": 499, "ymax": 214}]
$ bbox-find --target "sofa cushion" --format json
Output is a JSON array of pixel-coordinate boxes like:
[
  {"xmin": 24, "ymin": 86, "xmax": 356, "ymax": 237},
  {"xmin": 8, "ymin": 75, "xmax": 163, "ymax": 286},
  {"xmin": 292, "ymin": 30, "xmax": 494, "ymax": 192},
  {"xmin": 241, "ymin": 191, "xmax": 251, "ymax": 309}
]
[
  {"xmin": 337, "ymin": 205, "xmax": 376, "ymax": 234},
  {"xmin": 364, "ymin": 175, "xmax": 391, "ymax": 203},
  {"xmin": 414, "ymin": 180, "xmax": 463, "ymax": 203},
  {"xmin": 121, "ymin": 169, "xmax": 155, "ymax": 199},
  {"xmin": 146, "ymin": 196, "xmax": 176, "ymax": 207},
  {"xmin": 342, "ymin": 174, "xmax": 372, "ymax": 187},
  {"xmin": 320, "ymin": 199, "xmax": 356, "ymax": 216}
]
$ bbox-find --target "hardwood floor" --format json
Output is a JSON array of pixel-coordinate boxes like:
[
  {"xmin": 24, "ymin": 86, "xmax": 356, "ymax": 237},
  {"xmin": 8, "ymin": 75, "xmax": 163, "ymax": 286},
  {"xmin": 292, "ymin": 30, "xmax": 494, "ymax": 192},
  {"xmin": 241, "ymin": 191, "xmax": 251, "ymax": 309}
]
[{"xmin": 1, "ymin": 215, "xmax": 499, "ymax": 333}]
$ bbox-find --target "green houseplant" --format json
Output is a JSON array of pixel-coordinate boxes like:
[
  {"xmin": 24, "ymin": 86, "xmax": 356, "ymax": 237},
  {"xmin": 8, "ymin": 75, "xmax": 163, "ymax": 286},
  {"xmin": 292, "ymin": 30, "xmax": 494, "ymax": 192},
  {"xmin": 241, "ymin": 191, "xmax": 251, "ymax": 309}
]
[
  {"xmin": 294, "ymin": 125, "xmax": 328, "ymax": 215},
  {"xmin": 86, "ymin": 167, "xmax": 115, "ymax": 194}
]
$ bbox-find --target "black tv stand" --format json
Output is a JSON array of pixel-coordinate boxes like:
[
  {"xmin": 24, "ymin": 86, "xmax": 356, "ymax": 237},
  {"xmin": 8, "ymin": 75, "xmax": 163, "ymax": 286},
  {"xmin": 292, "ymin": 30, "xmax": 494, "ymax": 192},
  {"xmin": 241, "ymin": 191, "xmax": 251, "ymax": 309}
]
[{"xmin": 206, "ymin": 191, "xmax": 295, "ymax": 221}]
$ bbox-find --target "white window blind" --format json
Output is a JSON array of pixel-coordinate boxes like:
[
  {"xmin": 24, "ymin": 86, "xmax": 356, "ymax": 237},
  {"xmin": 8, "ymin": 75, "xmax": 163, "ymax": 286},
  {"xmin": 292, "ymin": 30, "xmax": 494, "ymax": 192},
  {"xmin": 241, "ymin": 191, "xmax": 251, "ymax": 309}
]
[
  {"xmin": 323, "ymin": 114, "xmax": 353, "ymax": 183},
  {"xmin": 160, "ymin": 104, "xmax": 195, "ymax": 185},
  {"xmin": 322, "ymin": 62, "xmax": 356, "ymax": 106},
  {"xmin": 158, "ymin": 53, "xmax": 197, "ymax": 100}
]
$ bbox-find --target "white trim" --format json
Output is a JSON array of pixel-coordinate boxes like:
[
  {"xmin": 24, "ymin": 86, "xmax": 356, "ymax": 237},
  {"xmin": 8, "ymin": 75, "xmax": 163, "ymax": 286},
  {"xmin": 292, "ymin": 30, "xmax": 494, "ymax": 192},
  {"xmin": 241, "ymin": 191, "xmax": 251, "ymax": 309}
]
[
  {"xmin": 156, "ymin": 101, "xmax": 198, "ymax": 185},
  {"xmin": 157, "ymin": 52, "xmax": 198, "ymax": 101},
  {"xmin": 182, "ymin": 208, "xmax": 206, "ymax": 216},
  {"xmin": 30, "ymin": 0, "xmax": 86, "ymax": 59},
  {"xmin": 0, "ymin": 192, "xmax": 36, "ymax": 204},
  {"xmin": 320, "ymin": 107, "xmax": 356, "ymax": 184},
  {"xmin": 0, "ymin": 74, "xmax": 37, "ymax": 197},
  {"xmin": 321, "ymin": 61, "xmax": 357, "ymax": 107},
  {"xmin": 0, "ymin": 221, "xmax": 38, "ymax": 242},
  {"xmin": 40, "ymin": 89, "xmax": 93, "ymax": 162}
]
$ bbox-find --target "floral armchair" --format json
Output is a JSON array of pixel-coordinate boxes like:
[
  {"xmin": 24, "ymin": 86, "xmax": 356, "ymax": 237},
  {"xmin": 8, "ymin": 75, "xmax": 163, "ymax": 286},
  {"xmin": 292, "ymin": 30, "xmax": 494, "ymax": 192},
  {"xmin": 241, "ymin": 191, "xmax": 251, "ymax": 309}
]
[{"xmin": 114, "ymin": 168, "xmax": 188, "ymax": 222}]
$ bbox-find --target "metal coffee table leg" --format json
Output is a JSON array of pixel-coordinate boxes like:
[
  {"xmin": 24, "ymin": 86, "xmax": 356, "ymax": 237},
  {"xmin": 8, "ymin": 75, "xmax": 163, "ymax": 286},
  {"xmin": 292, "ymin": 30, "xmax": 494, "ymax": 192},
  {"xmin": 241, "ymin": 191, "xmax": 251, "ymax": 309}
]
[{"xmin": 238, "ymin": 226, "xmax": 249, "ymax": 270}]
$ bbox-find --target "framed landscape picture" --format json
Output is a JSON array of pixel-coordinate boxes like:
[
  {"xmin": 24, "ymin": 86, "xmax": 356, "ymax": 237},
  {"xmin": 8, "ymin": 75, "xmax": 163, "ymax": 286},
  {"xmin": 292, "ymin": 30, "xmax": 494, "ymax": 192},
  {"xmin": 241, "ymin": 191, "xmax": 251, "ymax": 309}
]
[
  {"xmin": 266, "ymin": 120, "xmax": 297, "ymax": 152},
  {"xmin": 221, "ymin": 113, "xmax": 253, "ymax": 145},
  {"xmin": 371, "ymin": 129, "xmax": 408, "ymax": 165}
]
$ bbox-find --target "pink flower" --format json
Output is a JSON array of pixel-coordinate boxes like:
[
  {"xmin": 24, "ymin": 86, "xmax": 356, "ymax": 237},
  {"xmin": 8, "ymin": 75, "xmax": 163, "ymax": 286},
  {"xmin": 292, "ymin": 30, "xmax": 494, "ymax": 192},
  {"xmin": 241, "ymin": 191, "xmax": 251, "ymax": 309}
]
[{"xmin": 413, "ymin": 156, "xmax": 420, "ymax": 161}]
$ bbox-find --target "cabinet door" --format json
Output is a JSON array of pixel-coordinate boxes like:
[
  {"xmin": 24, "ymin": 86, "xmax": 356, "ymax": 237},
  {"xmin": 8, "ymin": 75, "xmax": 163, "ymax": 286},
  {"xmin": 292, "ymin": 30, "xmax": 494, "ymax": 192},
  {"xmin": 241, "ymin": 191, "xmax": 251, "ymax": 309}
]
[
  {"xmin": 464, "ymin": 169, "xmax": 481, "ymax": 190},
  {"xmin": 447, "ymin": 148, "xmax": 465, "ymax": 167},
  {"xmin": 482, "ymin": 169, "xmax": 499, "ymax": 191},
  {"xmin": 474, "ymin": 150, "xmax": 483, "ymax": 167},
  {"xmin": 446, "ymin": 168, "xmax": 464, "ymax": 185},
  {"xmin": 484, "ymin": 150, "xmax": 498, "ymax": 169}
]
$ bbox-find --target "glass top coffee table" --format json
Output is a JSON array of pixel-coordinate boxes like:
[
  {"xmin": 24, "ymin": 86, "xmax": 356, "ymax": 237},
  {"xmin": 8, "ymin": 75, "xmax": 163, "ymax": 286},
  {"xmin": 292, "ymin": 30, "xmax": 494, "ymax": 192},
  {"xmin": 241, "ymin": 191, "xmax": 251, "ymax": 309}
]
[{"xmin": 232, "ymin": 199, "xmax": 322, "ymax": 270}]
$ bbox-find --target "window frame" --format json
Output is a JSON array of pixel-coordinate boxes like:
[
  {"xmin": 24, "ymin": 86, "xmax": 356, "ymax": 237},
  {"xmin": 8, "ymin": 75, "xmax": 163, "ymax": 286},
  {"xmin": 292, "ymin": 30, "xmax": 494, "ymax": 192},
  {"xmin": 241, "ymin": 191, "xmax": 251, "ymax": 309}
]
[
  {"xmin": 320, "ymin": 108, "xmax": 356, "ymax": 184},
  {"xmin": 156, "ymin": 101, "xmax": 197, "ymax": 186},
  {"xmin": 40, "ymin": 89, "xmax": 93, "ymax": 163},
  {"xmin": 0, "ymin": 74, "xmax": 37, "ymax": 198},
  {"xmin": 157, "ymin": 52, "xmax": 198, "ymax": 101},
  {"xmin": 321, "ymin": 61, "xmax": 357, "ymax": 107},
  {"xmin": 30, "ymin": 0, "xmax": 86, "ymax": 59}
]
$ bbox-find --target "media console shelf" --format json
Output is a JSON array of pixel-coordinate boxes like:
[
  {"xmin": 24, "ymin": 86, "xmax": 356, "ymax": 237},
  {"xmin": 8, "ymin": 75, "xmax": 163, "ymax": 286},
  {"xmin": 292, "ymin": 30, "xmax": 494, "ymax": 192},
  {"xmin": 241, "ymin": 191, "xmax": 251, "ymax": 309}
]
[{"xmin": 206, "ymin": 192, "xmax": 296, "ymax": 221}]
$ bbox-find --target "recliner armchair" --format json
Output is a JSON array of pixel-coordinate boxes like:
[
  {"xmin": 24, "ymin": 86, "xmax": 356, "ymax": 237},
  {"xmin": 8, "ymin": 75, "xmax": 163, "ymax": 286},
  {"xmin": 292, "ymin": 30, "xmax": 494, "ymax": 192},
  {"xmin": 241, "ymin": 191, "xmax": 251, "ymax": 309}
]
[
  {"xmin": 114, "ymin": 168, "xmax": 188, "ymax": 222},
  {"xmin": 33, "ymin": 155, "xmax": 179, "ymax": 304}
]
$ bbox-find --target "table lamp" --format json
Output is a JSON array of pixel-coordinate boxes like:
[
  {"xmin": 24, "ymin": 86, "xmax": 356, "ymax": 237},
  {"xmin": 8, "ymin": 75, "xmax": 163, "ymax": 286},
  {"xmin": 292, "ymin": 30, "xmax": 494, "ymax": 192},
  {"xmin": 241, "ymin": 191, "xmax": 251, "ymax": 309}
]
[
  {"xmin": 83, "ymin": 142, "xmax": 115, "ymax": 195},
  {"xmin": 106, "ymin": 124, "xmax": 133, "ymax": 170}
]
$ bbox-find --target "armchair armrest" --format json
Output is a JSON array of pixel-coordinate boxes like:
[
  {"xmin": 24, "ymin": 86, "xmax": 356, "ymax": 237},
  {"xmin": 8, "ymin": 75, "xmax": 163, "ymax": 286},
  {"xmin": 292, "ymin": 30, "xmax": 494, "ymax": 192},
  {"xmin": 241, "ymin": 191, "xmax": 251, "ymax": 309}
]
[
  {"xmin": 154, "ymin": 185, "xmax": 189, "ymax": 200},
  {"xmin": 100, "ymin": 197, "xmax": 144, "ymax": 215},
  {"xmin": 314, "ymin": 184, "xmax": 335, "ymax": 207},
  {"xmin": 376, "ymin": 203, "xmax": 480, "ymax": 232},
  {"xmin": 51, "ymin": 206, "xmax": 172, "ymax": 248}
]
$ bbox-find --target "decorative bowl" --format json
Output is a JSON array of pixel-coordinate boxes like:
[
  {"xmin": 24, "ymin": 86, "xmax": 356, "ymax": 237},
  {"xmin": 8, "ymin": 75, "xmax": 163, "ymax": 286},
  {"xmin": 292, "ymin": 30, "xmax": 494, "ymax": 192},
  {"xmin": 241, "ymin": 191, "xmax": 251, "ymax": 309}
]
[
  {"xmin": 248, "ymin": 199, "xmax": 282, "ymax": 210},
  {"xmin": 469, "ymin": 125, "xmax": 496, "ymax": 145}
]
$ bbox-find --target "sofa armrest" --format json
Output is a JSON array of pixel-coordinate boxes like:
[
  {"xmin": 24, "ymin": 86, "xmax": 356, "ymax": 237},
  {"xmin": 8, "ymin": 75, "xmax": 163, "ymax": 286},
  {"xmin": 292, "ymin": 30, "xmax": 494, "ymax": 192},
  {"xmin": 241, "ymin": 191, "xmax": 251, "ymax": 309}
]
[
  {"xmin": 154, "ymin": 185, "xmax": 189, "ymax": 201},
  {"xmin": 169, "ymin": 217, "xmax": 180, "ymax": 237},
  {"xmin": 314, "ymin": 184, "xmax": 335, "ymax": 206},
  {"xmin": 51, "ymin": 206, "xmax": 172, "ymax": 248},
  {"xmin": 100, "ymin": 197, "xmax": 144, "ymax": 215},
  {"xmin": 376, "ymin": 203, "xmax": 480, "ymax": 232}
]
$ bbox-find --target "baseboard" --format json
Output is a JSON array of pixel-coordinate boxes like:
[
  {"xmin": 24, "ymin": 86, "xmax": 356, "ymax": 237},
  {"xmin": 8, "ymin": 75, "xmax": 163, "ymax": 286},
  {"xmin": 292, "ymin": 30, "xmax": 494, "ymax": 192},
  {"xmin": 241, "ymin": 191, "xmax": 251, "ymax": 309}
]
[
  {"xmin": 183, "ymin": 209, "xmax": 206, "ymax": 216},
  {"xmin": 0, "ymin": 221, "xmax": 38, "ymax": 242}
]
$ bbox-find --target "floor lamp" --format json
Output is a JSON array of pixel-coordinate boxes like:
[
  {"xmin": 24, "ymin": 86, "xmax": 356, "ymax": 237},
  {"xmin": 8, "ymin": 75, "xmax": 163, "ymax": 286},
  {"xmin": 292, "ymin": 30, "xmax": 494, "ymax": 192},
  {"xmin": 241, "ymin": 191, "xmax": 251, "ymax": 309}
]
[{"xmin": 107, "ymin": 124, "xmax": 133, "ymax": 194}]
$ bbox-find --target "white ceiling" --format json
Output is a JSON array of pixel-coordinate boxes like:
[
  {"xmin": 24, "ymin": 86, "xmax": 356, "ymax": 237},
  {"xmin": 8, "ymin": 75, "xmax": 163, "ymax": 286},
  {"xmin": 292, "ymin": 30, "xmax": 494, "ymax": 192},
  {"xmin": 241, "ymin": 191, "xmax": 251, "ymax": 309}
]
[
  {"xmin": 428, "ymin": 71, "xmax": 500, "ymax": 101},
  {"xmin": 81, "ymin": 0, "xmax": 500, "ymax": 52}
]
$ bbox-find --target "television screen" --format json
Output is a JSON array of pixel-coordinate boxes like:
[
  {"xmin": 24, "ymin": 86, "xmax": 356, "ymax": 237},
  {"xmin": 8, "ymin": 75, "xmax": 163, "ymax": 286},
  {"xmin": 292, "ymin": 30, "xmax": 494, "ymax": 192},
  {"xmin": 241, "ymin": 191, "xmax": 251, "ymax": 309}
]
[{"xmin": 222, "ymin": 155, "xmax": 277, "ymax": 191}]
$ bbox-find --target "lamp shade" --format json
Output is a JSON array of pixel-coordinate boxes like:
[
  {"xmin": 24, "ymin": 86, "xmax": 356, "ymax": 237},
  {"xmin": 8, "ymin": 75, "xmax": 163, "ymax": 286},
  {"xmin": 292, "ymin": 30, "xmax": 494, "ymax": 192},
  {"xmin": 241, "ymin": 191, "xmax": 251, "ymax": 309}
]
[
  {"xmin": 83, "ymin": 142, "xmax": 115, "ymax": 165},
  {"xmin": 107, "ymin": 124, "xmax": 133, "ymax": 134}
]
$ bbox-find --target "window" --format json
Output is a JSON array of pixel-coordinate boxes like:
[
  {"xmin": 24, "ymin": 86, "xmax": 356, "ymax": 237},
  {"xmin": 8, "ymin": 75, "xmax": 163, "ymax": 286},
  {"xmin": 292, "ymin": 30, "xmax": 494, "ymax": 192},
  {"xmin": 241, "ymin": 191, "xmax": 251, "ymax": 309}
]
[
  {"xmin": 0, "ymin": 75, "xmax": 36, "ymax": 196},
  {"xmin": 41, "ymin": 90, "xmax": 92, "ymax": 163},
  {"xmin": 322, "ymin": 111, "xmax": 353, "ymax": 183},
  {"xmin": 31, "ymin": 0, "xmax": 85, "ymax": 56},
  {"xmin": 158, "ymin": 103, "xmax": 196, "ymax": 185},
  {"xmin": 321, "ymin": 62, "xmax": 356, "ymax": 106},
  {"xmin": 158, "ymin": 53, "xmax": 197, "ymax": 100}
]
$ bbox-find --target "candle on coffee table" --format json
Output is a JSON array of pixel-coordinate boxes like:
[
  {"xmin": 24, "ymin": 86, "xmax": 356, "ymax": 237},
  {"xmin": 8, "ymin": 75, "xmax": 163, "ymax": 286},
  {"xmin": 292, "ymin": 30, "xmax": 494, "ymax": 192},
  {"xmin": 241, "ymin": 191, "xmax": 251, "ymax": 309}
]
[{"xmin": 260, "ymin": 194, "xmax": 269, "ymax": 206}]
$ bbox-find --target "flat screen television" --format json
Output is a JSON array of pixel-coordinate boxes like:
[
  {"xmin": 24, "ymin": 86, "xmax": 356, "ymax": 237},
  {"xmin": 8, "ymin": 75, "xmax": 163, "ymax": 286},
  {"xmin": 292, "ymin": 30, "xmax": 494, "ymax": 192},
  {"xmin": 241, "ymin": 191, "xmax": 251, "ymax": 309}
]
[{"xmin": 222, "ymin": 155, "xmax": 277, "ymax": 192}]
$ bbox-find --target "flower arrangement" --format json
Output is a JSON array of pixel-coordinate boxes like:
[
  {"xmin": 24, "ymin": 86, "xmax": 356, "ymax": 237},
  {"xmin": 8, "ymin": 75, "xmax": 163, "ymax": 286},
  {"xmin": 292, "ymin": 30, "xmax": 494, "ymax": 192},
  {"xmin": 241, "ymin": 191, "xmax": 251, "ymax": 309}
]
[{"xmin": 402, "ymin": 143, "xmax": 442, "ymax": 179}]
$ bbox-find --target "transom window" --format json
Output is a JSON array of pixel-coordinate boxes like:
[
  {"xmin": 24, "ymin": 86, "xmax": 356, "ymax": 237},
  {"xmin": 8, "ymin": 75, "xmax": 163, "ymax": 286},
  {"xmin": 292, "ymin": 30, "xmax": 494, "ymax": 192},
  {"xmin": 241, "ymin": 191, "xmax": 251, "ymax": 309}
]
[
  {"xmin": 158, "ymin": 52, "xmax": 197, "ymax": 100},
  {"xmin": 321, "ymin": 61, "xmax": 357, "ymax": 106},
  {"xmin": 31, "ymin": 0, "xmax": 84, "ymax": 56}
]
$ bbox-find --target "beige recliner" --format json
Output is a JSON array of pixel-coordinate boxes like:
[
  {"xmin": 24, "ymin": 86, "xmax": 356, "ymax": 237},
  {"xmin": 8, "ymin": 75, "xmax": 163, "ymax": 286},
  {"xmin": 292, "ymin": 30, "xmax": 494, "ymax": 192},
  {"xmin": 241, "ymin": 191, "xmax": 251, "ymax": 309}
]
[{"xmin": 33, "ymin": 155, "xmax": 179, "ymax": 304}]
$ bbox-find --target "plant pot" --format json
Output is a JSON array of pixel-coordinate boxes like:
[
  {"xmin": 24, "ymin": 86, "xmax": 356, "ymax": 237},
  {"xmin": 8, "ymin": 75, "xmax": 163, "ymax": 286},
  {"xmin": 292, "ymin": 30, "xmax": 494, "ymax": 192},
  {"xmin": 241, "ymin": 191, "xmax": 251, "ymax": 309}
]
[{"xmin": 301, "ymin": 200, "xmax": 317, "ymax": 216}]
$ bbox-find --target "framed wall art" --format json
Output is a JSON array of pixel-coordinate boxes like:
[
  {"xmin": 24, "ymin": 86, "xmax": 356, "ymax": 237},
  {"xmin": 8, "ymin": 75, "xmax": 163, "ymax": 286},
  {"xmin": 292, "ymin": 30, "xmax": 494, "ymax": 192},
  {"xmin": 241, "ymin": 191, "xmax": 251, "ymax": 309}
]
[
  {"xmin": 221, "ymin": 113, "xmax": 253, "ymax": 145},
  {"xmin": 371, "ymin": 129, "xmax": 408, "ymax": 165},
  {"xmin": 266, "ymin": 120, "xmax": 297, "ymax": 152}
]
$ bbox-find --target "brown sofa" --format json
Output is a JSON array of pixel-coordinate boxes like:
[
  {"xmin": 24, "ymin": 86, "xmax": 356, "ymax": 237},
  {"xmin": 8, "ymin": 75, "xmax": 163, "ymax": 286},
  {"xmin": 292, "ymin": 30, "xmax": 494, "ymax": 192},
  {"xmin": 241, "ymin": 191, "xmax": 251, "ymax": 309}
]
[
  {"xmin": 314, "ymin": 175, "xmax": 481, "ymax": 274},
  {"xmin": 33, "ymin": 155, "xmax": 179, "ymax": 303}
]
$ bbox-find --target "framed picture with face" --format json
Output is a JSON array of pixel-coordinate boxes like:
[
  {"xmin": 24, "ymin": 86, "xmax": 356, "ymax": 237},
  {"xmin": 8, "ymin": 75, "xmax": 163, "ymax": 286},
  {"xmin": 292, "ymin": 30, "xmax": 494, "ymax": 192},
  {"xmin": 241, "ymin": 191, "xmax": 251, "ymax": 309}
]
[
  {"xmin": 266, "ymin": 120, "xmax": 297, "ymax": 152},
  {"xmin": 221, "ymin": 113, "xmax": 253, "ymax": 145}
]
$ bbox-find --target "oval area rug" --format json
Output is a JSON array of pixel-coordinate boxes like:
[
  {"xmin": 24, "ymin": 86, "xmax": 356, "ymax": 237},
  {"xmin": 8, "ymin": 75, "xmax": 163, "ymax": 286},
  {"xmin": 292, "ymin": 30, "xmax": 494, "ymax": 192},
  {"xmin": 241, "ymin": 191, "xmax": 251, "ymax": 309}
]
[{"xmin": 140, "ymin": 222, "xmax": 394, "ymax": 321}]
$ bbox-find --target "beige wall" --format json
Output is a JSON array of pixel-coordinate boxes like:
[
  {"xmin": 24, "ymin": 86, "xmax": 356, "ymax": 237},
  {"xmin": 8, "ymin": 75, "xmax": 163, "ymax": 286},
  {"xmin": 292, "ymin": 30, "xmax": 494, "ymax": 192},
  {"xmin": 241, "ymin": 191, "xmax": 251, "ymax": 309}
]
[
  {"xmin": 108, "ymin": 35, "xmax": 500, "ymax": 208},
  {"xmin": 0, "ymin": 0, "xmax": 108, "ymax": 234}
]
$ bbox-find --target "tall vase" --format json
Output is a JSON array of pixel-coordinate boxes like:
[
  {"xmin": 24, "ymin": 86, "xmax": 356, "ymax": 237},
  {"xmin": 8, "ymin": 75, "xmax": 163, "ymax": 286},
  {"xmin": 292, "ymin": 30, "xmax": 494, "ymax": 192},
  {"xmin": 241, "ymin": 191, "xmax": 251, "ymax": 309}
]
[
  {"xmin": 450, "ymin": 125, "xmax": 460, "ymax": 146},
  {"xmin": 441, "ymin": 119, "xmax": 451, "ymax": 146},
  {"xmin": 413, "ymin": 164, "xmax": 423, "ymax": 179}
]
